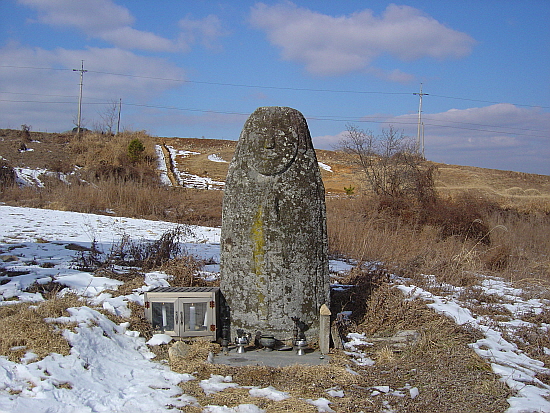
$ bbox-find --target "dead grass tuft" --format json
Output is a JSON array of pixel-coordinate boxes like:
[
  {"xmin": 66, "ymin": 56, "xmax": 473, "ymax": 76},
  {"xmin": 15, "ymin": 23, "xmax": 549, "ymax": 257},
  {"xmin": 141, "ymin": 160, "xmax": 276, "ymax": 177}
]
[
  {"xmin": 0, "ymin": 294, "xmax": 83, "ymax": 362},
  {"xmin": 160, "ymin": 255, "xmax": 211, "ymax": 287},
  {"xmin": 357, "ymin": 283, "xmax": 434, "ymax": 336},
  {"xmin": 375, "ymin": 346, "xmax": 396, "ymax": 364}
]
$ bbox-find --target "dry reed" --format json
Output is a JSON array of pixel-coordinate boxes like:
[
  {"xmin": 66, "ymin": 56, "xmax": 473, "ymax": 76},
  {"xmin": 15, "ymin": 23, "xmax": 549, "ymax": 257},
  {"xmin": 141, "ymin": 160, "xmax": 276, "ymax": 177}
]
[{"xmin": 327, "ymin": 195, "xmax": 550, "ymax": 285}]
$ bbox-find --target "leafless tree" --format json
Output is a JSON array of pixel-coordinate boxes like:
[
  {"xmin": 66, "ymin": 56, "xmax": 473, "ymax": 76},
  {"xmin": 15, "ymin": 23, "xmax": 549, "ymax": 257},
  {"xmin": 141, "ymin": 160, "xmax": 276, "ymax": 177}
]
[
  {"xmin": 95, "ymin": 100, "xmax": 119, "ymax": 135},
  {"xmin": 338, "ymin": 124, "xmax": 437, "ymax": 205}
]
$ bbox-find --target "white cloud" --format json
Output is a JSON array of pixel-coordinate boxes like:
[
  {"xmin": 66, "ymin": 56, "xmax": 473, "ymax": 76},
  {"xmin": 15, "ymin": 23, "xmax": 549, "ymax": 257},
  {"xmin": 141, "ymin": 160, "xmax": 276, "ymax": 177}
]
[
  {"xmin": 97, "ymin": 26, "xmax": 177, "ymax": 53},
  {"xmin": 312, "ymin": 104, "xmax": 550, "ymax": 174},
  {"xmin": 17, "ymin": 0, "xmax": 226, "ymax": 52},
  {"xmin": 0, "ymin": 43, "xmax": 185, "ymax": 131},
  {"xmin": 19, "ymin": 0, "xmax": 134, "ymax": 33},
  {"xmin": 250, "ymin": 2, "xmax": 476, "ymax": 78},
  {"xmin": 394, "ymin": 103, "xmax": 550, "ymax": 149},
  {"xmin": 178, "ymin": 14, "xmax": 228, "ymax": 50},
  {"xmin": 312, "ymin": 131, "xmax": 348, "ymax": 150}
]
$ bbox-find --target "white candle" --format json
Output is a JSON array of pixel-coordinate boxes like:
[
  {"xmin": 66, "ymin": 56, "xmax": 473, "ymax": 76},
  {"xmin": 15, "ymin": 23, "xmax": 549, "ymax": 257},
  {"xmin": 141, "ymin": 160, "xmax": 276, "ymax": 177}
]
[
  {"xmin": 189, "ymin": 305, "xmax": 196, "ymax": 330},
  {"xmin": 162, "ymin": 304, "xmax": 167, "ymax": 327}
]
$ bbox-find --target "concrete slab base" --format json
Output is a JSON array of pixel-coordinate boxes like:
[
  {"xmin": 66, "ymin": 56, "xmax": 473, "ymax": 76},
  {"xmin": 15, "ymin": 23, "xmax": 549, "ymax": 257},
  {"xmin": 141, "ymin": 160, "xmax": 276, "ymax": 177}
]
[{"xmin": 215, "ymin": 347, "xmax": 330, "ymax": 367}]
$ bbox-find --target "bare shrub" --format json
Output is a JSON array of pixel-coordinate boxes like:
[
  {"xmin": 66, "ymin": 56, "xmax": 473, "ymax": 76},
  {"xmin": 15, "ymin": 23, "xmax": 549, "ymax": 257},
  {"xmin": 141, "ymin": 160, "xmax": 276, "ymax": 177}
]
[
  {"xmin": 160, "ymin": 255, "xmax": 210, "ymax": 287},
  {"xmin": 0, "ymin": 160, "xmax": 16, "ymax": 188},
  {"xmin": 71, "ymin": 226, "xmax": 190, "ymax": 272},
  {"xmin": 140, "ymin": 226, "xmax": 189, "ymax": 270},
  {"xmin": 337, "ymin": 124, "xmax": 437, "ymax": 208},
  {"xmin": 19, "ymin": 124, "xmax": 32, "ymax": 142}
]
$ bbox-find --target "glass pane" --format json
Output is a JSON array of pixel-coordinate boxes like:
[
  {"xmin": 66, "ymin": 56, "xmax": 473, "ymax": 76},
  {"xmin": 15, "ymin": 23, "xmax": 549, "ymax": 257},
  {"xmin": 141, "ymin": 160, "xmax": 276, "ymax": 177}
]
[
  {"xmin": 152, "ymin": 302, "xmax": 175, "ymax": 332},
  {"xmin": 183, "ymin": 302, "xmax": 208, "ymax": 332}
]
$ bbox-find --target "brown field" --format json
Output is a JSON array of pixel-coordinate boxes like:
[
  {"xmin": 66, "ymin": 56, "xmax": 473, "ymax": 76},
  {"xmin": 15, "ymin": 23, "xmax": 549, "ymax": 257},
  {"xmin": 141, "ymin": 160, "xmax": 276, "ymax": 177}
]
[
  {"xmin": 1, "ymin": 128, "xmax": 549, "ymax": 411},
  {"xmin": 1, "ymin": 129, "xmax": 549, "ymax": 283}
]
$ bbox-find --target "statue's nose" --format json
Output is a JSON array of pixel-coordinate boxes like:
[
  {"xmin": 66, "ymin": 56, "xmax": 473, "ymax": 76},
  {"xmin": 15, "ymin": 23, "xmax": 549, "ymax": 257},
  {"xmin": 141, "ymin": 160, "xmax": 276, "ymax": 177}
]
[{"xmin": 264, "ymin": 135, "xmax": 275, "ymax": 149}]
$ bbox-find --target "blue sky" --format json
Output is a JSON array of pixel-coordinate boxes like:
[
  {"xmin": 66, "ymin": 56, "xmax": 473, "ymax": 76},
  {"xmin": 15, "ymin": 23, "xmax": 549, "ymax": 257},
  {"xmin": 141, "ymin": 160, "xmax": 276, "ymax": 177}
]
[{"xmin": 1, "ymin": 0, "xmax": 549, "ymax": 175}]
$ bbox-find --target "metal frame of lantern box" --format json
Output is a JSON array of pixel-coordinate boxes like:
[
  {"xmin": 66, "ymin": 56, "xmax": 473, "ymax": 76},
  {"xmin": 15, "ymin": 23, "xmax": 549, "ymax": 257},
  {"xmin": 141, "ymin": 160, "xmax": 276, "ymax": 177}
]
[{"xmin": 143, "ymin": 287, "xmax": 227, "ymax": 342}]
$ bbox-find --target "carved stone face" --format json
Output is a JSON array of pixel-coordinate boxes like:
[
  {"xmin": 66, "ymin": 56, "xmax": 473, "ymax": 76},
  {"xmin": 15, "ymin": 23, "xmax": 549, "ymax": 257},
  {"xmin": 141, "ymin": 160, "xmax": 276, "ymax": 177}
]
[{"xmin": 245, "ymin": 109, "xmax": 300, "ymax": 176}]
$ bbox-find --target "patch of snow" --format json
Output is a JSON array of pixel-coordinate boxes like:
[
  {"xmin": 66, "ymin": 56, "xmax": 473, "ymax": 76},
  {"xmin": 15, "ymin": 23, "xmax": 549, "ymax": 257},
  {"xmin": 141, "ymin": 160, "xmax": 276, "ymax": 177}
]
[
  {"xmin": 306, "ymin": 397, "xmax": 335, "ymax": 412},
  {"xmin": 0, "ymin": 306, "xmax": 195, "ymax": 411},
  {"xmin": 326, "ymin": 388, "xmax": 344, "ymax": 398},
  {"xmin": 208, "ymin": 154, "xmax": 228, "ymax": 163},
  {"xmin": 55, "ymin": 272, "xmax": 123, "ymax": 297},
  {"xmin": 249, "ymin": 386, "xmax": 290, "ymax": 401},
  {"xmin": 329, "ymin": 259, "xmax": 355, "ymax": 273},
  {"xmin": 344, "ymin": 332, "xmax": 375, "ymax": 366},
  {"xmin": 2, "ymin": 205, "xmax": 549, "ymax": 412},
  {"xmin": 14, "ymin": 167, "xmax": 48, "ymax": 187},
  {"xmin": 13, "ymin": 167, "xmax": 72, "ymax": 187},
  {"xmin": 373, "ymin": 385, "xmax": 391, "ymax": 393},
  {"xmin": 147, "ymin": 334, "xmax": 173, "ymax": 346},
  {"xmin": 200, "ymin": 374, "xmax": 239, "ymax": 395},
  {"xmin": 397, "ymin": 283, "xmax": 550, "ymax": 412},
  {"xmin": 154, "ymin": 144, "xmax": 172, "ymax": 186},
  {"xmin": 165, "ymin": 145, "xmax": 225, "ymax": 189},
  {"xmin": 318, "ymin": 162, "xmax": 333, "ymax": 172}
]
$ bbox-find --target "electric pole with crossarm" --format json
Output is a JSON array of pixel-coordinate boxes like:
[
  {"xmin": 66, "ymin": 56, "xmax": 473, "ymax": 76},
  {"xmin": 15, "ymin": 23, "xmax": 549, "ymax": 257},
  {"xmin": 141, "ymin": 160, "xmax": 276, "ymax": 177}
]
[
  {"xmin": 413, "ymin": 83, "xmax": 428, "ymax": 158},
  {"xmin": 73, "ymin": 60, "xmax": 87, "ymax": 135}
]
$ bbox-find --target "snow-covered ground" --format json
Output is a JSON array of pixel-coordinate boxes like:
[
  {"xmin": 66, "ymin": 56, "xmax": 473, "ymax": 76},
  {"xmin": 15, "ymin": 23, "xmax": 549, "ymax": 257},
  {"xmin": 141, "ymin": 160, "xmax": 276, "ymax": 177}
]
[
  {"xmin": 163, "ymin": 145, "xmax": 226, "ymax": 190},
  {"xmin": 0, "ymin": 205, "xmax": 549, "ymax": 412},
  {"xmin": 155, "ymin": 145, "xmax": 335, "ymax": 191}
]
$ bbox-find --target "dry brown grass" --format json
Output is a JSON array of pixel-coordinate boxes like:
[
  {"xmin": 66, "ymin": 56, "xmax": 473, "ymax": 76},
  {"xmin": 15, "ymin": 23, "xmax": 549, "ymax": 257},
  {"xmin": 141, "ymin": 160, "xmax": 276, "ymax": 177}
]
[
  {"xmin": 1, "ymin": 177, "xmax": 223, "ymax": 226},
  {"xmin": 2, "ymin": 124, "xmax": 538, "ymax": 410},
  {"xmin": 168, "ymin": 283, "xmax": 510, "ymax": 413},
  {"xmin": 0, "ymin": 294, "xmax": 83, "ymax": 362},
  {"xmin": 327, "ymin": 194, "xmax": 550, "ymax": 285},
  {"xmin": 68, "ymin": 130, "xmax": 157, "ymax": 169}
]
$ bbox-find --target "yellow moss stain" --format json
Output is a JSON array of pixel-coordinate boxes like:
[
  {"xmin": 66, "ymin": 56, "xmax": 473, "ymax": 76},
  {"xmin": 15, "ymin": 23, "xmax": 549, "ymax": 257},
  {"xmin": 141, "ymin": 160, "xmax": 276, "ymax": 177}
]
[{"xmin": 251, "ymin": 204, "xmax": 267, "ymax": 318}]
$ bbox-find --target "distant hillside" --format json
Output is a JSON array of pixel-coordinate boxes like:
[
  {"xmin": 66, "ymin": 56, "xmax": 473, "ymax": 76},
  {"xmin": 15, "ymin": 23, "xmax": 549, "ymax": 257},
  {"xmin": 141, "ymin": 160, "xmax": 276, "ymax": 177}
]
[
  {"xmin": 2, "ymin": 129, "xmax": 549, "ymax": 211},
  {"xmin": 156, "ymin": 136, "xmax": 550, "ymax": 205}
]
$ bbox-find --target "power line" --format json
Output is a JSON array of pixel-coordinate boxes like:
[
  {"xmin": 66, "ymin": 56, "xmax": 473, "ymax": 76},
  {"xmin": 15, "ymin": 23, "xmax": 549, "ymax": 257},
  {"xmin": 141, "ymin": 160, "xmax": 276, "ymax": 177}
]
[
  {"xmin": 0, "ymin": 90, "xmax": 107, "ymax": 101},
  {"xmin": 0, "ymin": 65, "xmax": 71, "ymax": 71},
  {"xmin": 421, "ymin": 115, "xmax": 548, "ymax": 133},
  {"xmin": 1, "ymin": 96, "xmax": 547, "ymax": 139},
  {"xmin": 87, "ymin": 69, "xmax": 413, "ymax": 96},
  {"xmin": 429, "ymin": 93, "xmax": 549, "ymax": 109},
  {"xmin": 2, "ymin": 89, "xmax": 549, "ymax": 134},
  {"xmin": 1, "ymin": 64, "xmax": 548, "ymax": 108}
]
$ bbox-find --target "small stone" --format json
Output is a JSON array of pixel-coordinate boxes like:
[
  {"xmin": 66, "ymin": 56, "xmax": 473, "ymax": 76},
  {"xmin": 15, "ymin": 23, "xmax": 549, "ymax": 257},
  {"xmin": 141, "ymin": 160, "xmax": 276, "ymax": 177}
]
[{"xmin": 168, "ymin": 340, "xmax": 191, "ymax": 361}]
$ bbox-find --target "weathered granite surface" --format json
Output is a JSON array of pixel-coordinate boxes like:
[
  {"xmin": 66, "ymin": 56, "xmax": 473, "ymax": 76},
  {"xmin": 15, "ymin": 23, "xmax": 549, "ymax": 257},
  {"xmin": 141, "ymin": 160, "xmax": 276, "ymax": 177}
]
[{"xmin": 220, "ymin": 106, "xmax": 329, "ymax": 342}]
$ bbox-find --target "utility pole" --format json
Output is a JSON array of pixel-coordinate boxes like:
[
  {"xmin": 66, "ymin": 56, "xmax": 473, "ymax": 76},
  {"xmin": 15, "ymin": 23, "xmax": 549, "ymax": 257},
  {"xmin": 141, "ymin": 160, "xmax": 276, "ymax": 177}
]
[
  {"xmin": 73, "ymin": 60, "xmax": 87, "ymax": 135},
  {"xmin": 116, "ymin": 98, "xmax": 122, "ymax": 135},
  {"xmin": 413, "ymin": 83, "xmax": 428, "ymax": 157}
]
